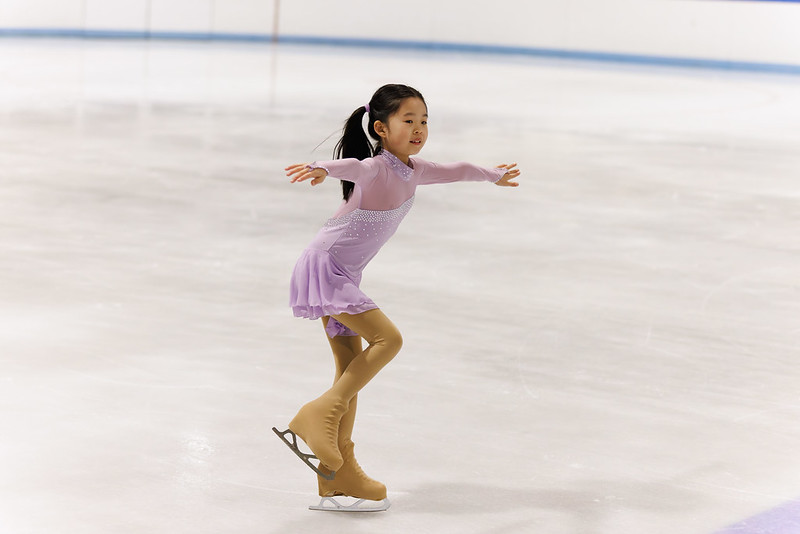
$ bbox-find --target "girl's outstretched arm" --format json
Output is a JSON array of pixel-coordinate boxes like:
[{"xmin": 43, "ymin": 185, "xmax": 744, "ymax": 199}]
[
  {"xmin": 415, "ymin": 159, "xmax": 520, "ymax": 186},
  {"xmin": 494, "ymin": 163, "xmax": 521, "ymax": 187},
  {"xmin": 286, "ymin": 163, "xmax": 328, "ymax": 186},
  {"xmin": 286, "ymin": 158, "xmax": 380, "ymax": 186}
]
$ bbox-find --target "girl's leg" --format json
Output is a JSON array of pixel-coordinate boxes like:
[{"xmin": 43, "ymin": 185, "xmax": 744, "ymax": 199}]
[
  {"xmin": 321, "ymin": 316, "xmax": 362, "ymax": 448},
  {"xmin": 325, "ymin": 308, "xmax": 403, "ymax": 402},
  {"xmin": 318, "ymin": 318, "xmax": 387, "ymax": 500},
  {"xmin": 288, "ymin": 309, "xmax": 402, "ymax": 471}
]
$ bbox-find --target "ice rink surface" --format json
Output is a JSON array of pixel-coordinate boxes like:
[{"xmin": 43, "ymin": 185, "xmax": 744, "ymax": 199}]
[{"xmin": 1, "ymin": 39, "xmax": 799, "ymax": 534}]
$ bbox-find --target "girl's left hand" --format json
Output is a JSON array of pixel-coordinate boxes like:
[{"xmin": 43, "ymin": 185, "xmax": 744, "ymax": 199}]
[{"xmin": 495, "ymin": 163, "xmax": 521, "ymax": 187}]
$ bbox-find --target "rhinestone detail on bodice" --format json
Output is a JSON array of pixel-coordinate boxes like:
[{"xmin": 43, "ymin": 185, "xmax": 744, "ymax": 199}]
[{"xmin": 323, "ymin": 195, "xmax": 415, "ymax": 228}]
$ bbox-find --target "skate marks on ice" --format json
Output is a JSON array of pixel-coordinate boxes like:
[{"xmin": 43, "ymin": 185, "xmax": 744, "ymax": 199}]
[
  {"xmin": 272, "ymin": 427, "xmax": 336, "ymax": 480},
  {"xmin": 309, "ymin": 496, "xmax": 391, "ymax": 512},
  {"xmin": 398, "ymin": 480, "xmax": 700, "ymax": 531}
]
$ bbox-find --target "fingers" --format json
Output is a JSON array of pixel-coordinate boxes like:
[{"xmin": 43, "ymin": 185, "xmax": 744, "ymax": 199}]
[
  {"xmin": 285, "ymin": 163, "xmax": 328, "ymax": 185},
  {"xmin": 286, "ymin": 164, "xmax": 307, "ymax": 180},
  {"xmin": 286, "ymin": 163, "xmax": 315, "ymax": 183},
  {"xmin": 502, "ymin": 167, "xmax": 521, "ymax": 179},
  {"xmin": 496, "ymin": 162, "xmax": 518, "ymax": 170},
  {"xmin": 289, "ymin": 171, "xmax": 312, "ymax": 183},
  {"xmin": 285, "ymin": 163, "xmax": 309, "ymax": 176}
]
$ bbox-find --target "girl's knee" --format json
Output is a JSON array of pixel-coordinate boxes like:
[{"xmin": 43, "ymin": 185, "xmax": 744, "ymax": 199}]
[
  {"xmin": 385, "ymin": 327, "xmax": 403, "ymax": 352},
  {"xmin": 371, "ymin": 324, "xmax": 402, "ymax": 354},
  {"xmin": 340, "ymin": 310, "xmax": 402, "ymax": 352}
]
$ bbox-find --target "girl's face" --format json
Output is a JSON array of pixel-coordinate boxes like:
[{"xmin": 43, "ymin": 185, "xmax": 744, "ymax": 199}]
[{"xmin": 374, "ymin": 97, "xmax": 428, "ymax": 165}]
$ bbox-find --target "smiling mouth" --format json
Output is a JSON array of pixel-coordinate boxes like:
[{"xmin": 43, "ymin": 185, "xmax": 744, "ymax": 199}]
[{"xmin": 410, "ymin": 140, "xmax": 422, "ymax": 144}]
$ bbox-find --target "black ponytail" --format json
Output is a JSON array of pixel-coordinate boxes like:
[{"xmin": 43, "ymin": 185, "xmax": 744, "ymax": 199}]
[
  {"xmin": 333, "ymin": 106, "xmax": 373, "ymax": 202},
  {"xmin": 333, "ymin": 83, "xmax": 426, "ymax": 201}
]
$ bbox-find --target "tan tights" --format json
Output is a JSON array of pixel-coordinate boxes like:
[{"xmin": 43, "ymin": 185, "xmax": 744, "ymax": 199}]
[
  {"xmin": 325, "ymin": 308, "xmax": 403, "ymax": 405},
  {"xmin": 321, "ymin": 317, "xmax": 363, "ymax": 446},
  {"xmin": 314, "ymin": 311, "xmax": 400, "ymax": 500},
  {"xmin": 289, "ymin": 308, "xmax": 402, "ymax": 472}
]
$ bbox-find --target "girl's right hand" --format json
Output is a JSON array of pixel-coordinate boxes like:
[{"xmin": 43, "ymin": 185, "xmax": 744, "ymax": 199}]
[{"xmin": 285, "ymin": 163, "xmax": 328, "ymax": 186}]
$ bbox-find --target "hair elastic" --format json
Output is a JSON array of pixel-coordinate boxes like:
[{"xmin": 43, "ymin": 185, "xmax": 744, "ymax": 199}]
[{"xmin": 364, "ymin": 103, "xmax": 370, "ymax": 113}]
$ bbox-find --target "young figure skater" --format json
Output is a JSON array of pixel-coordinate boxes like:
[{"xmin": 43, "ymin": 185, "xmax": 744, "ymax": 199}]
[{"xmin": 274, "ymin": 84, "xmax": 520, "ymax": 511}]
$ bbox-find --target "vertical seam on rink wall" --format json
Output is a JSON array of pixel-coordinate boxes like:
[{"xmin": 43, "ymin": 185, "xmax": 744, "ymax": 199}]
[{"xmin": 272, "ymin": 0, "xmax": 280, "ymax": 44}]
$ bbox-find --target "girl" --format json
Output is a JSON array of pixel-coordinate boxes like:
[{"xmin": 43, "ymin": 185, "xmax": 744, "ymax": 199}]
[{"xmin": 274, "ymin": 84, "xmax": 520, "ymax": 510}]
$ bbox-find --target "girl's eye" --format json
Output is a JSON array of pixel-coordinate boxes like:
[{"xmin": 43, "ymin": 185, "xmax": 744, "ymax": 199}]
[{"xmin": 422, "ymin": 121, "xmax": 427, "ymax": 125}]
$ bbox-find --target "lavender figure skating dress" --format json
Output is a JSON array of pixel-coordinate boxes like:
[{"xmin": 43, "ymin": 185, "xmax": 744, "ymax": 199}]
[{"xmin": 290, "ymin": 150, "xmax": 506, "ymax": 338}]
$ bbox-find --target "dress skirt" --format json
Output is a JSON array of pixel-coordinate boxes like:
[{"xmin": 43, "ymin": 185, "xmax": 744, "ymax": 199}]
[{"xmin": 289, "ymin": 248, "xmax": 377, "ymax": 337}]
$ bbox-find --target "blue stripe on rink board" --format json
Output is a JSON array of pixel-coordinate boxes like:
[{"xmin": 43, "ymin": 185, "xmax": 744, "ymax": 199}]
[
  {"xmin": 0, "ymin": 28, "xmax": 274, "ymax": 42},
  {"xmin": 1, "ymin": 27, "xmax": 800, "ymax": 75},
  {"xmin": 714, "ymin": 498, "xmax": 800, "ymax": 534},
  {"xmin": 276, "ymin": 35, "xmax": 800, "ymax": 75}
]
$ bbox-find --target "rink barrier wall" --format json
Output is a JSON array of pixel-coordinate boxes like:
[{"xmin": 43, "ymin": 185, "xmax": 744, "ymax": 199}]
[
  {"xmin": 2, "ymin": 28, "xmax": 800, "ymax": 76},
  {"xmin": 276, "ymin": 34, "xmax": 800, "ymax": 76}
]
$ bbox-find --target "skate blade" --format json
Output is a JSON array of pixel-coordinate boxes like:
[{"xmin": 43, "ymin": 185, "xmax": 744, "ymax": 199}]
[
  {"xmin": 272, "ymin": 427, "xmax": 336, "ymax": 481},
  {"xmin": 309, "ymin": 496, "xmax": 391, "ymax": 513}
]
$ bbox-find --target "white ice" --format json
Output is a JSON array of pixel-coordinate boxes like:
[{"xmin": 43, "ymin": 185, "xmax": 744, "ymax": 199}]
[{"xmin": 1, "ymin": 39, "xmax": 799, "ymax": 534}]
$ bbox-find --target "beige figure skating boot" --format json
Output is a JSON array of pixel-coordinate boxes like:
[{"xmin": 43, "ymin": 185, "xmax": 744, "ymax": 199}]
[
  {"xmin": 317, "ymin": 439, "xmax": 387, "ymax": 500},
  {"xmin": 287, "ymin": 393, "xmax": 348, "ymax": 472},
  {"xmin": 313, "ymin": 394, "xmax": 390, "ymax": 512}
]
